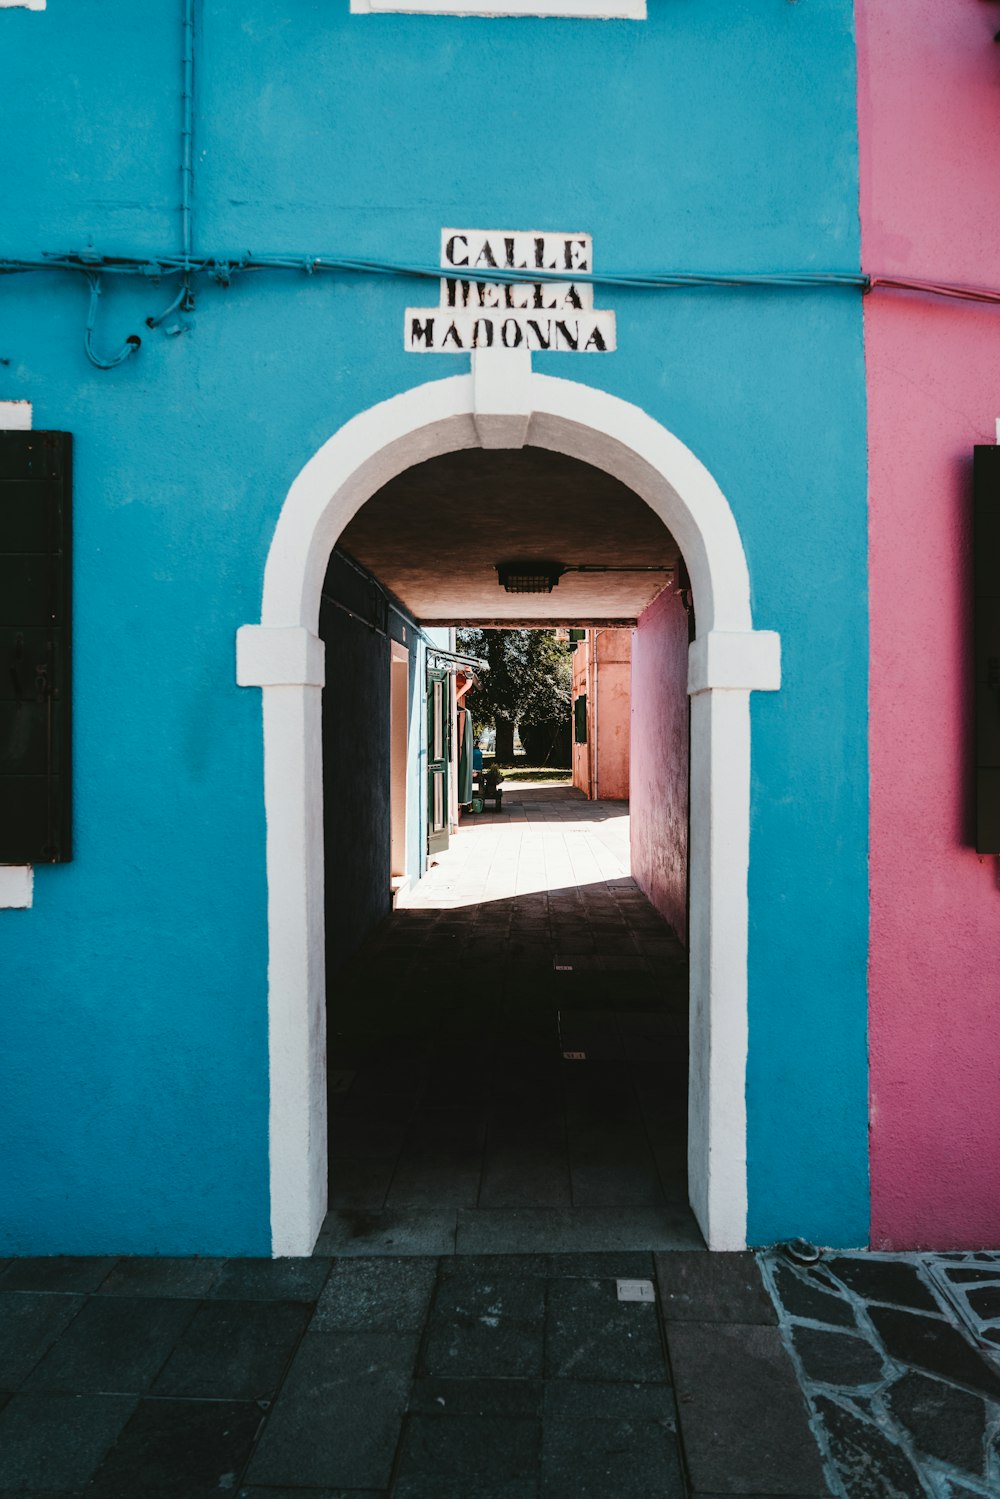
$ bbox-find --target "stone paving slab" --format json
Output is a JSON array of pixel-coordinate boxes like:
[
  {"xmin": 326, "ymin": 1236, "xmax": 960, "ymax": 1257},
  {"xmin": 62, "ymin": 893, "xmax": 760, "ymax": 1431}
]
[
  {"xmin": 0, "ymin": 1291, "xmax": 85, "ymax": 1388},
  {"xmin": 313, "ymin": 1257, "xmax": 437, "ymax": 1333},
  {"xmin": 24, "ymin": 1294, "xmax": 199, "ymax": 1395},
  {"xmin": 151, "ymin": 1298, "xmax": 312, "ymax": 1400},
  {"xmin": 655, "ymin": 1250, "xmax": 779, "ymax": 1325},
  {"xmin": 246, "ymin": 1331, "xmax": 419, "ymax": 1490},
  {"xmin": 0, "ymin": 1391, "xmax": 137, "ymax": 1493},
  {"xmin": 0, "ymin": 1257, "xmax": 118, "ymax": 1294},
  {"xmin": 539, "ymin": 1408, "xmax": 687, "ymax": 1498},
  {"xmin": 87, "ymin": 1397, "xmax": 265, "ymax": 1498},
  {"xmin": 238, "ymin": 1490, "xmax": 381, "ymax": 1499},
  {"xmin": 454, "ymin": 1205, "xmax": 704, "ymax": 1254},
  {"xmin": 666, "ymin": 1322, "xmax": 831, "ymax": 1496},
  {"xmin": 392, "ymin": 1412, "xmax": 540, "ymax": 1498}
]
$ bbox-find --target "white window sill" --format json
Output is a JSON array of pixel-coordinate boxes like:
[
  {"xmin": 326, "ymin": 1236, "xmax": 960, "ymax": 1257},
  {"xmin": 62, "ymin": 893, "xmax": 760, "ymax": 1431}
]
[
  {"xmin": 0, "ymin": 868, "xmax": 33, "ymax": 909},
  {"xmin": 352, "ymin": 0, "xmax": 644, "ymax": 16}
]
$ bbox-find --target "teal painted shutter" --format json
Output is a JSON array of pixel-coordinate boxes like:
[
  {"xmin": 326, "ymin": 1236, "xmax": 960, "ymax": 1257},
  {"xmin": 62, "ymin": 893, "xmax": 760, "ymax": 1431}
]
[
  {"xmin": 0, "ymin": 431, "xmax": 72, "ymax": 862},
  {"xmin": 458, "ymin": 708, "xmax": 473, "ymax": 805}
]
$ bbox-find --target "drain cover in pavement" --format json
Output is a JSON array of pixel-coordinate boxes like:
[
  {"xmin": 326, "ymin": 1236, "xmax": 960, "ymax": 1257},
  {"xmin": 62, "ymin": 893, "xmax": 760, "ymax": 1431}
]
[{"xmin": 617, "ymin": 1279, "xmax": 656, "ymax": 1302}]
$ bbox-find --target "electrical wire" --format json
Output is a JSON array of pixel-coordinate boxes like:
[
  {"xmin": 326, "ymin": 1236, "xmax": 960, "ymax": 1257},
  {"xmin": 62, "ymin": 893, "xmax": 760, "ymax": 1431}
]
[
  {"xmin": 8, "ymin": 252, "xmax": 1000, "ymax": 373},
  {"xmin": 3, "ymin": 250, "xmax": 869, "ymax": 294},
  {"xmin": 867, "ymin": 273, "xmax": 1000, "ymax": 307},
  {"xmin": 82, "ymin": 274, "xmax": 141, "ymax": 370}
]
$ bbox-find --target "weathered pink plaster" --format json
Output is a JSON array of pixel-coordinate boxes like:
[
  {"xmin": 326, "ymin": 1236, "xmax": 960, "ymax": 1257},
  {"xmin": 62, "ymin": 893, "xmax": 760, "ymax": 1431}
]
[
  {"xmin": 859, "ymin": 0, "xmax": 1000, "ymax": 1247},
  {"xmin": 571, "ymin": 629, "xmax": 631, "ymax": 800},
  {"xmin": 629, "ymin": 587, "xmax": 688, "ymax": 944}
]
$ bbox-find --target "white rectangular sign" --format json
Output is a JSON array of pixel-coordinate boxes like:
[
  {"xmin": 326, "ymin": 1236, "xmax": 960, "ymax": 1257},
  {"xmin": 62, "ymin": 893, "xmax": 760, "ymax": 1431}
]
[
  {"xmin": 404, "ymin": 309, "xmax": 616, "ymax": 353},
  {"xmin": 440, "ymin": 278, "xmax": 594, "ymax": 312},
  {"xmin": 441, "ymin": 228, "xmax": 592, "ymax": 276},
  {"xmin": 403, "ymin": 227, "xmax": 615, "ymax": 354}
]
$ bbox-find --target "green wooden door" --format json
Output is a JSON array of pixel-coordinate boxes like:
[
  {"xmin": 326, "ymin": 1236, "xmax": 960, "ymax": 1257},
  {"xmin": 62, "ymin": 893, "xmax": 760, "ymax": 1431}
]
[{"xmin": 427, "ymin": 667, "xmax": 450, "ymax": 855}]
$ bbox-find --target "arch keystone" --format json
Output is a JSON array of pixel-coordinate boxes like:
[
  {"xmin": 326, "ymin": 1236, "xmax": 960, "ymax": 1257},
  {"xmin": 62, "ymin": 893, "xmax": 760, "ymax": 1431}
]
[{"xmin": 472, "ymin": 346, "xmax": 533, "ymax": 448}]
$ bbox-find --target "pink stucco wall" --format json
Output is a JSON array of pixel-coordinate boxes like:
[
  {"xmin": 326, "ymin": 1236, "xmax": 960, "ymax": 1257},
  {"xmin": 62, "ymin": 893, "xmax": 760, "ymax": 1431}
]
[
  {"xmin": 860, "ymin": 0, "xmax": 1000, "ymax": 1247},
  {"xmin": 630, "ymin": 587, "xmax": 689, "ymax": 945},
  {"xmin": 571, "ymin": 630, "xmax": 631, "ymax": 800},
  {"xmin": 595, "ymin": 630, "xmax": 631, "ymax": 801}
]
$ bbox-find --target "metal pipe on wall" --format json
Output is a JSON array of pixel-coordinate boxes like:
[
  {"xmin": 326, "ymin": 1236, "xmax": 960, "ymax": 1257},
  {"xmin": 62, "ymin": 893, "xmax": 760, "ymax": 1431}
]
[{"xmin": 180, "ymin": 0, "xmax": 195, "ymax": 307}]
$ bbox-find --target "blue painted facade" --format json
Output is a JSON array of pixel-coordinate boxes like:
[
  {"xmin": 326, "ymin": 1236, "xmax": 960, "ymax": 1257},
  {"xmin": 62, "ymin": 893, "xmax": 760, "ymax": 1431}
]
[{"xmin": 1, "ymin": 0, "xmax": 868, "ymax": 1253}]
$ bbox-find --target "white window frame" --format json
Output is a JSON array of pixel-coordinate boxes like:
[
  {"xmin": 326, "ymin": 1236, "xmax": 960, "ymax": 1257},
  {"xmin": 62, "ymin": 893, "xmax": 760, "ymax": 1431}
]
[{"xmin": 351, "ymin": 0, "xmax": 645, "ymax": 18}]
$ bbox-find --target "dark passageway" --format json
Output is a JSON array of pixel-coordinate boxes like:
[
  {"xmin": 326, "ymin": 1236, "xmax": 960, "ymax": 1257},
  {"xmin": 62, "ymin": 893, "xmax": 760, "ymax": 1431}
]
[{"xmin": 319, "ymin": 788, "xmax": 701, "ymax": 1255}]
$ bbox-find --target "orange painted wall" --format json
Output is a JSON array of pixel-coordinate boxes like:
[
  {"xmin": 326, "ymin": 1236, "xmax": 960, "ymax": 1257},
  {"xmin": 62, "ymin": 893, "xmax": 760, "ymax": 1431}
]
[{"xmin": 571, "ymin": 630, "xmax": 631, "ymax": 800}]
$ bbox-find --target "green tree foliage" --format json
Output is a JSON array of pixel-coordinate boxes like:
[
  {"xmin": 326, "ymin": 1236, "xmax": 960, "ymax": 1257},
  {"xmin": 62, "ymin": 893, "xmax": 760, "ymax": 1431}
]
[{"xmin": 457, "ymin": 628, "xmax": 572, "ymax": 762}]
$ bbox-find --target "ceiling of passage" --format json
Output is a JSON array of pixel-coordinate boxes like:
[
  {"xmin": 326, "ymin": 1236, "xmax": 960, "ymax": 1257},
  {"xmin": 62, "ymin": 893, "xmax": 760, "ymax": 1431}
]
[{"xmin": 337, "ymin": 447, "xmax": 681, "ymax": 625}]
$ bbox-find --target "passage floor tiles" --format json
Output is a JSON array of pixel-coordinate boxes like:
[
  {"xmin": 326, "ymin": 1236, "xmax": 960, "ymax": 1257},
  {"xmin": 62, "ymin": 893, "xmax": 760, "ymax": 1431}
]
[{"xmin": 0, "ymin": 1249, "xmax": 835, "ymax": 1498}]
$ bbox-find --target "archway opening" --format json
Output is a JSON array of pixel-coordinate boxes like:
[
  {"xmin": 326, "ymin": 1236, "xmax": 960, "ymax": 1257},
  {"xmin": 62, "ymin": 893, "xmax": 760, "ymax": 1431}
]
[
  {"xmin": 238, "ymin": 366, "xmax": 778, "ymax": 1255},
  {"xmin": 318, "ymin": 447, "xmax": 699, "ymax": 1250}
]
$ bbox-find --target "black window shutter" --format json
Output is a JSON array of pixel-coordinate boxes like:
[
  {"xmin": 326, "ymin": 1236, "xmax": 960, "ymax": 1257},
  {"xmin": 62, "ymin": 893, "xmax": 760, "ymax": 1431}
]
[
  {"xmin": 975, "ymin": 445, "xmax": 1000, "ymax": 854},
  {"xmin": 574, "ymin": 693, "xmax": 587, "ymax": 745},
  {"xmin": 0, "ymin": 430, "xmax": 72, "ymax": 863}
]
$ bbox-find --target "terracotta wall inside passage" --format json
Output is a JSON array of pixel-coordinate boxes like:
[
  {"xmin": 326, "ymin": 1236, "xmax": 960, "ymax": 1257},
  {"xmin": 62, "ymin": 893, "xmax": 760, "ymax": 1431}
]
[
  {"xmin": 859, "ymin": 0, "xmax": 1000, "ymax": 1246},
  {"xmin": 571, "ymin": 630, "xmax": 631, "ymax": 800},
  {"xmin": 629, "ymin": 588, "xmax": 689, "ymax": 944},
  {"xmin": 595, "ymin": 630, "xmax": 632, "ymax": 801}
]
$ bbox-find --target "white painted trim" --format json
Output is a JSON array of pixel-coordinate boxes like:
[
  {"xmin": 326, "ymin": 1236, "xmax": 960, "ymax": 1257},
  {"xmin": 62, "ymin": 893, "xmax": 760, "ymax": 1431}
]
[
  {"xmin": 472, "ymin": 346, "xmax": 532, "ymax": 449},
  {"xmin": 243, "ymin": 368, "xmax": 779, "ymax": 1255},
  {"xmin": 236, "ymin": 625, "xmax": 325, "ymax": 688},
  {"xmin": 0, "ymin": 867, "xmax": 33, "ymax": 908},
  {"xmin": 688, "ymin": 630, "xmax": 781, "ymax": 695},
  {"xmin": 352, "ymin": 0, "xmax": 644, "ymax": 16},
  {"xmin": 0, "ymin": 1, "xmax": 45, "ymax": 9},
  {"xmin": 0, "ymin": 401, "xmax": 32, "ymax": 429},
  {"xmin": 260, "ymin": 680, "xmax": 328, "ymax": 1256},
  {"xmin": 0, "ymin": 406, "xmax": 36, "ymax": 910}
]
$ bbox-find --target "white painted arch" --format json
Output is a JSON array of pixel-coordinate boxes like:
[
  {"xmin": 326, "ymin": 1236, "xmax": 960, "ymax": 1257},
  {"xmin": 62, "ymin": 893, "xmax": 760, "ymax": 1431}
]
[{"xmin": 237, "ymin": 350, "xmax": 780, "ymax": 1255}]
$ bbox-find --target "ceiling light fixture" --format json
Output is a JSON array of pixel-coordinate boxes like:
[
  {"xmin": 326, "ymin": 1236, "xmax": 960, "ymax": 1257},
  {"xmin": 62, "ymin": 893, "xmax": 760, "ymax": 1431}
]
[{"xmin": 496, "ymin": 561, "xmax": 566, "ymax": 594}]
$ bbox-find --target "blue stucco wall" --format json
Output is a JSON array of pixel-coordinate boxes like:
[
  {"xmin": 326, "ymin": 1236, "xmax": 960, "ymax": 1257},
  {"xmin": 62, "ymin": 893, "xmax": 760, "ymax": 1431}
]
[{"xmin": 1, "ymin": 0, "xmax": 867, "ymax": 1252}]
